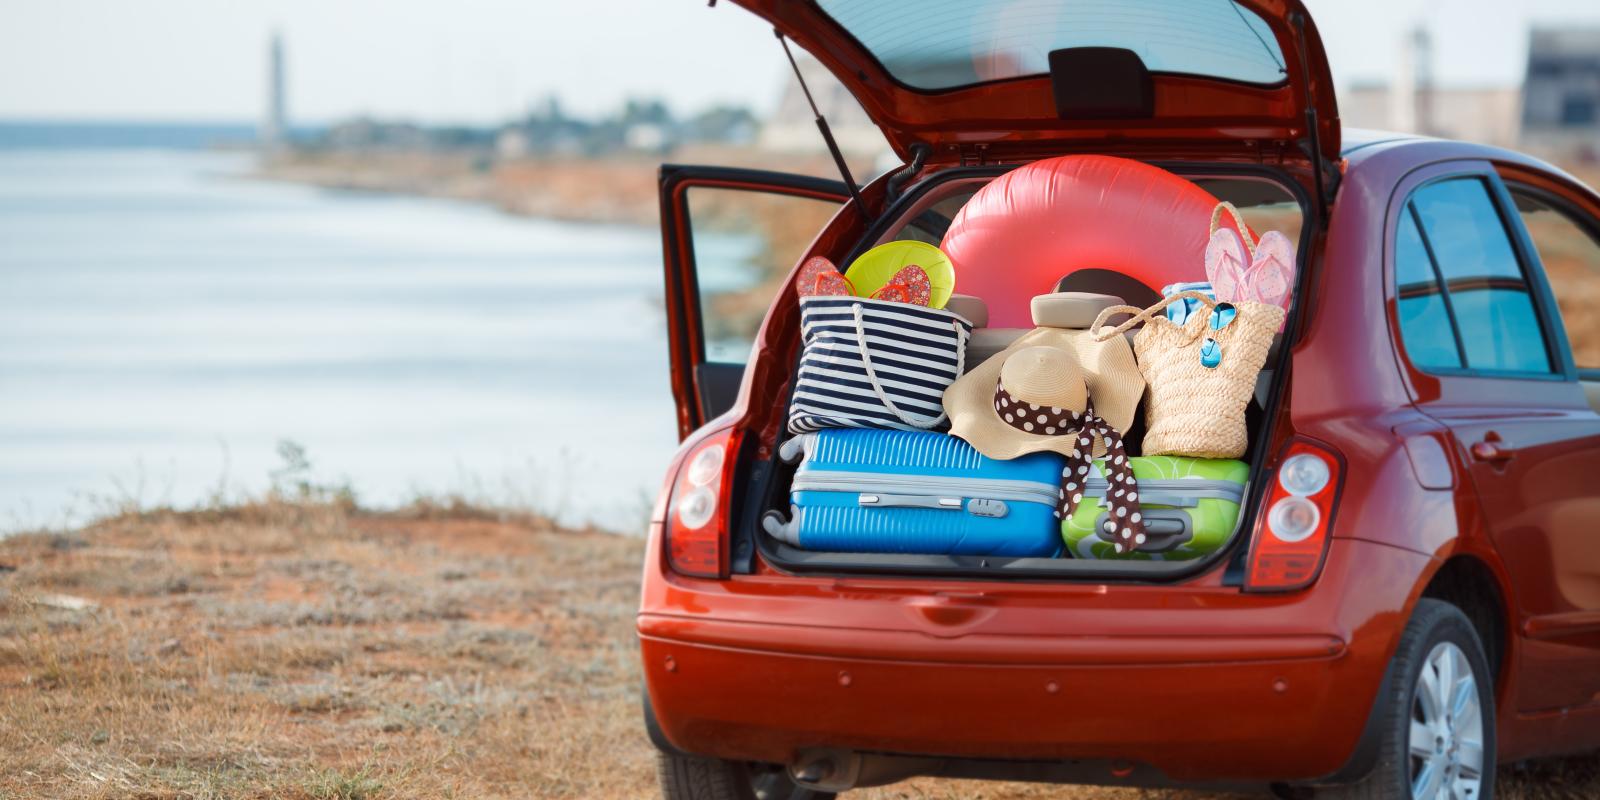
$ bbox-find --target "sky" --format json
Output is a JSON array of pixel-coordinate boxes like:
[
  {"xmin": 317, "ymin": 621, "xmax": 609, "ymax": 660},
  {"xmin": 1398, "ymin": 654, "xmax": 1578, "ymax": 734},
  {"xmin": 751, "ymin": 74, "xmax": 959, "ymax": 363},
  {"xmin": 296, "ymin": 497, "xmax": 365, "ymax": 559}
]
[{"xmin": 3, "ymin": 0, "xmax": 1600, "ymax": 125}]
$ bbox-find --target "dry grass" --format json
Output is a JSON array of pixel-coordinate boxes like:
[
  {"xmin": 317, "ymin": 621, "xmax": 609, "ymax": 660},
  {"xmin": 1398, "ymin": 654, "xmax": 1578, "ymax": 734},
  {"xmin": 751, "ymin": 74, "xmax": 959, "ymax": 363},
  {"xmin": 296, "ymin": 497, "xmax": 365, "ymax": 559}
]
[
  {"xmin": 0, "ymin": 500, "xmax": 1188, "ymax": 800},
  {"xmin": 2, "ymin": 502, "xmax": 1595, "ymax": 799},
  {"xmin": 0, "ymin": 501, "xmax": 649, "ymax": 799}
]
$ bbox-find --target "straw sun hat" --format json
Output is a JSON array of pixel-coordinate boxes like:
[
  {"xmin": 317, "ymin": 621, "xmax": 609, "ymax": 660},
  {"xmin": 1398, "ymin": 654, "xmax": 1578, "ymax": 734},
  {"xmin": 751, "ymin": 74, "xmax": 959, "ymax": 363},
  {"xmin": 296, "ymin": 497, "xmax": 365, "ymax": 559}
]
[{"xmin": 943, "ymin": 294, "xmax": 1145, "ymax": 461}]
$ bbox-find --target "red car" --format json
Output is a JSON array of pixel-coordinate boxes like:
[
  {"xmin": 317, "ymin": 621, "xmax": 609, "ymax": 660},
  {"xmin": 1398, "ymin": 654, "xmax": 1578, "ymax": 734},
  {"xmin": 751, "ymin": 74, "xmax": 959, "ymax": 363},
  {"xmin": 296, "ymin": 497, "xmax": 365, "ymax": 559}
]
[{"xmin": 639, "ymin": 2, "xmax": 1600, "ymax": 798}]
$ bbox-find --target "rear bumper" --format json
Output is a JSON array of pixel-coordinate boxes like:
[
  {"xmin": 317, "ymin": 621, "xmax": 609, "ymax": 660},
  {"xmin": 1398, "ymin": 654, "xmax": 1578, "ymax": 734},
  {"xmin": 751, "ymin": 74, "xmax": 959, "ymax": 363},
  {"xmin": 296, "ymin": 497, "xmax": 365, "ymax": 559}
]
[
  {"xmin": 638, "ymin": 538, "xmax": 1431, "ymax": 783},
  {"xmin": 640, "ymin": 622, "xmax": 1348, "ymax": 780}
]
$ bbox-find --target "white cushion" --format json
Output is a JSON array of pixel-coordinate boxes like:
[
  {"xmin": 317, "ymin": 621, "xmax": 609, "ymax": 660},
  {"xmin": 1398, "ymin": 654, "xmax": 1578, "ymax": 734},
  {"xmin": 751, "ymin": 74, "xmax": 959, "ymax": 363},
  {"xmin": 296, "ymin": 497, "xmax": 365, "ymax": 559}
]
[{"xmin": 1030, "ymin": 292, "xmax": 1124, "ymax": 329}]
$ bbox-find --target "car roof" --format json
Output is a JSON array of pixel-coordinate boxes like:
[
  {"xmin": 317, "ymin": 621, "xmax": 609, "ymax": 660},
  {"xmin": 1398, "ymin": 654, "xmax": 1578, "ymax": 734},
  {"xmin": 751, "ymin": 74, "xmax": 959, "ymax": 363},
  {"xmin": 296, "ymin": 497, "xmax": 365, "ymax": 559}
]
[
  {"xmin": 1339, "ymin": 128, "xmax": 1423, "ymax": 156},
  {"xmin": 1340, "ymin": 127, "xmax": 1559, "ymax": 173},
  {"xmin": 1336, "ymin": 128, "xmax": 1600, "ymax": 212}
]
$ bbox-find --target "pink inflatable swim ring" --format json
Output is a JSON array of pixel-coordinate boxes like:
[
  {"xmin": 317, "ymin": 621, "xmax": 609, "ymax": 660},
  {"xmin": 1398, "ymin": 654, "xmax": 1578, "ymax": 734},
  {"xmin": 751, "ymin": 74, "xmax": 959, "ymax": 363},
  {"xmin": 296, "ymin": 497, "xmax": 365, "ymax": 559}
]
[{"xmin": 940, "ymin": 155, "xmax": 1247, "ymax": 328}]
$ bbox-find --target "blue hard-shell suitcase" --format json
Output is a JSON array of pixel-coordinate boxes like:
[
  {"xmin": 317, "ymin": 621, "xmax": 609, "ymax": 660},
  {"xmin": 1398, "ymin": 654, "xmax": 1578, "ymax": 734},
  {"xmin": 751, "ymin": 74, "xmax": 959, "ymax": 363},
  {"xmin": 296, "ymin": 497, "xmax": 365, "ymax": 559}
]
[{"xmin": 761, "ymin": 429, "xmax": 1067, "ymax": 556}]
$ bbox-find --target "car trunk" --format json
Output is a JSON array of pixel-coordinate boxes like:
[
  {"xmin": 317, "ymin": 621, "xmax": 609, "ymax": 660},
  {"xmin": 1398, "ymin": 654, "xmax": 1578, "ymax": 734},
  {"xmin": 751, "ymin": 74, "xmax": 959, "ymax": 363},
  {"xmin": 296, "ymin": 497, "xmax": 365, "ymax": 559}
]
[
  {"xmin": 746, "ymin": 347, "xmax": 1288, "ymax": 581},
  {"xmin": 729, "ymin": 163, "xmax": 1307, "ymax": 582},
  {"xmin": 745, "ymin": 398, "xmax": 1287, "ymax": 581}
]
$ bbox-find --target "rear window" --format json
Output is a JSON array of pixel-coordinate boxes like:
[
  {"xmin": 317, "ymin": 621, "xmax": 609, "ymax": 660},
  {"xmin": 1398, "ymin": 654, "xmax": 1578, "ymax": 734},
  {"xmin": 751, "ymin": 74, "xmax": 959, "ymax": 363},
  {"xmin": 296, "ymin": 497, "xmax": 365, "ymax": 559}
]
[{"xmin": 815, "ymin": 0, "xmax": 1288, "ymax": 91}]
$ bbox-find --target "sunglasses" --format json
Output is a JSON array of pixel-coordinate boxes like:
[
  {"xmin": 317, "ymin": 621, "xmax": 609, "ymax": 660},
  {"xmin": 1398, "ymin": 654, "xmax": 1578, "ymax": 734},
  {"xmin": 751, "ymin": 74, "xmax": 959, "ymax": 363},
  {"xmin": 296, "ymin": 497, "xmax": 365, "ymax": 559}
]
[{"xmin": 1199, "ymin": 302, "xmax": 1237, "ymax": 369}]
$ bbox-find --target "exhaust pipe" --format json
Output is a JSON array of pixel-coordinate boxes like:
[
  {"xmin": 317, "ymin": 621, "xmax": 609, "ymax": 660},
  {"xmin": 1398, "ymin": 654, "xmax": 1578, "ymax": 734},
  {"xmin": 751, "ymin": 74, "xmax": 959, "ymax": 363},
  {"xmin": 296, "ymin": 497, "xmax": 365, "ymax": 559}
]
[
  {"xmin": 787, "ymin": 749, "xmax": 939, "ymax": 792},
  {"xmin": 788, "ymin": 755, "xmax": 836, "ymax": 785},
  {"xmin": 787, "ymin": 749, "xmax": 851, "ymax": 791}
]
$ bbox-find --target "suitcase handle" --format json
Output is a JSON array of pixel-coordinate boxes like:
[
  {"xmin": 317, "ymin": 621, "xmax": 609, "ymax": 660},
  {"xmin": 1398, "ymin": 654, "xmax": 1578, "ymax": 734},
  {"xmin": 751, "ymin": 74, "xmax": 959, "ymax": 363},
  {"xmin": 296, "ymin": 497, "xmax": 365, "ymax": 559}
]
[
  {"xmin": 859, "ymin": 494, "xmax": 1009, "ymax": 518},
  {"xmin": 762, "ymin": 509, "xmax": 801, "ymax": 545},
  {"xmin": 1093, "ymin": 508, "xmax": 1192, "ymax": 552}
]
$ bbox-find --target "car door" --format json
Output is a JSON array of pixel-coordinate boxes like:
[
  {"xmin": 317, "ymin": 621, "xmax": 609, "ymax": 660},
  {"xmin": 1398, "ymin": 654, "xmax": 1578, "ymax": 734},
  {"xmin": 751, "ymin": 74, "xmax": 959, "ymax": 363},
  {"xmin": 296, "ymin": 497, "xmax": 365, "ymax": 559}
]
[
  {"xmin": 658, "ymin": 165, "xmax": 847, "ymax": 440},
  {"xmin": 1386, "ymin": 160, "xmax": 1600, "ymax": 714}
]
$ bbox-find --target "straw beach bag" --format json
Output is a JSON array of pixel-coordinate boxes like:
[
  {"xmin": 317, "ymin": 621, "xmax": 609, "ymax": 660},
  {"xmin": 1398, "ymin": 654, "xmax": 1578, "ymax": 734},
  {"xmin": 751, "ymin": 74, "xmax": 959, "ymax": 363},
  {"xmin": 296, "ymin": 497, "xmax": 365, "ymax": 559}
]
[{"xmin": 1091, "ymin": 291, "xmax": 1284, "ymax": 459}]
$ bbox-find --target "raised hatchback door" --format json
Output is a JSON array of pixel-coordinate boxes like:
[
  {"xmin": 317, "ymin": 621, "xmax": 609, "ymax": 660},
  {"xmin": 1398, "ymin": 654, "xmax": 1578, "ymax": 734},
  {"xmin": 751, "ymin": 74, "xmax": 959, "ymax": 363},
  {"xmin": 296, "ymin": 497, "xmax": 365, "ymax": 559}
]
[
  {"xmin": 726, "ymin": 0, "xmax": 1339, "ymax": 170},
  {"xmin": 1387, "ymin": 161, "xmax": 1600, "ymax": 715},
  {"xmin": 658, "ymin": 165, "xmax": 848, "ymax": 439}
]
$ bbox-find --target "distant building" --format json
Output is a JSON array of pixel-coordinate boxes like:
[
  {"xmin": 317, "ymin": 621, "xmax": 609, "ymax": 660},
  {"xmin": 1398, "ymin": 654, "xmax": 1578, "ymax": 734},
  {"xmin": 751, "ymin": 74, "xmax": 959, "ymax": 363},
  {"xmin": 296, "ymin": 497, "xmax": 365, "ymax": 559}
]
[
  {"xmin": 1341, "ymin": 84, "xmax": 1522, "ymax": 149},
  {"xmin": 497, "ymin": 96, "xmax": 589, "ymax": 158},
  {"xmin": 617, "ymin": 98, "xmax": 677, "ymax": 154},
  {"xmin": 261, "ymin": 32, "xmax": 288, "ymax": 152},
  {"xmin": 489, "ymin": 96, "xmax": 758, "ymax": 159},
  {"xmin": 495, "ymin": 128, "xmax": 532, "ymax": 160},
  {"xmin": 682, "ymin": 106, "xmax": 758, "ymax": 147},
  {"xmin": 624, "ymin": 122, "xmax": 670, "ymax": 153},
  {"xmin": 1339, "ymin": 25, "xmax": 1522, "ymax": 149},
  {"xmin": 759, "ymin": 57, "xmax": 886, "ymax": 157},
  {"xmin": 1521, "ymin": 28, "xmax": 1600, "ymax": 162},
  {"xmin": 321, "ymin": 118, "xmax": 437, "ymax": 151},
  {"xmin": 1341, "ymin": 25, "xmax": 1600, "ymax": 162}
]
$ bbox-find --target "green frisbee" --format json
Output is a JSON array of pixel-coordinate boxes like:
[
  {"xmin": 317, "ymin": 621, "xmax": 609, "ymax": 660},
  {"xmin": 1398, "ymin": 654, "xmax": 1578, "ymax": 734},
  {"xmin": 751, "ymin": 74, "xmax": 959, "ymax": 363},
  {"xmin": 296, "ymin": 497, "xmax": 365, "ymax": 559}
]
[{"xmin": 843, "ymin": 240, "xmax": 956, "ymax": 309}]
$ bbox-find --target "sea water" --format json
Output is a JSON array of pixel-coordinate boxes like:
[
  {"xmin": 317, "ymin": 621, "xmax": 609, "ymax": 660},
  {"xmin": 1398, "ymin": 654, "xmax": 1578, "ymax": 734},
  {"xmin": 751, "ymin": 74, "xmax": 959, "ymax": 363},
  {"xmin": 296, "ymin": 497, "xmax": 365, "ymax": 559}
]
[{"xmin": 0, "ymin": 148, "xmax": 735, "ymax": 532}]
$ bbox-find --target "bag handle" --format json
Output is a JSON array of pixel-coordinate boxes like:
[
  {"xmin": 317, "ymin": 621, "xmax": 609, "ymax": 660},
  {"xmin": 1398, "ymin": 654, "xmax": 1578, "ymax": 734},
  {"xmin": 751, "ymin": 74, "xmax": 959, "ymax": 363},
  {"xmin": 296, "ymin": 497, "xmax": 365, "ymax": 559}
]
[
  {"xmin": 1209, "ymin": 201, "xmax": 1255, "ymax": 258},
  {"xmin": 851, "ymin": 302, "xmax": 968, "ymax": 429},
  {"xmin": 1090, "ymin": 290, "xmax": 1219, "ymax": 343}
]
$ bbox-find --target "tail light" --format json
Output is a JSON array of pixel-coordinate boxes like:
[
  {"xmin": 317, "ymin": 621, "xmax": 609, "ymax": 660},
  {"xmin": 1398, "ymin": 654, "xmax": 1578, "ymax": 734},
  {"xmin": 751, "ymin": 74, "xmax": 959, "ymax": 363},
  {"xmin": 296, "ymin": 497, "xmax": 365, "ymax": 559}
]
[
  {"xmin": 1245, "ymin": 439, "xmax": 1343, "ymax": 592},
  {"xmin": 662, "ymin": 428, "xmax": 740, "ymax": 578}
]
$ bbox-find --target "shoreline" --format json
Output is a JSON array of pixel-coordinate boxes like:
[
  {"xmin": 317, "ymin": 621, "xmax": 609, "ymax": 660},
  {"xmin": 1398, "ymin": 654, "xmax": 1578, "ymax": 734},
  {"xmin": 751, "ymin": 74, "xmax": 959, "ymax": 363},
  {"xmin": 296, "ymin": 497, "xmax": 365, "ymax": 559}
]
[
  {"xmin": 252, "ymin": 145, "xmax": 862, "ymax": 229},
  {"xmin": 254, "ymin": 150, "xmax": 661, "ymax": 227}
]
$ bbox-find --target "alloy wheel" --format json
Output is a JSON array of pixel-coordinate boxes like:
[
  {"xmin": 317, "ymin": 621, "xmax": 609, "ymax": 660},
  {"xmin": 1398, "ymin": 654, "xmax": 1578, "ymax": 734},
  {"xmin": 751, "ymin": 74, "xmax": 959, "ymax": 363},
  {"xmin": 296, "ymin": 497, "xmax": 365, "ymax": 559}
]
[{"xmin": 1408, "ymin": 641, "xmax": 1485, "ymax": 799}]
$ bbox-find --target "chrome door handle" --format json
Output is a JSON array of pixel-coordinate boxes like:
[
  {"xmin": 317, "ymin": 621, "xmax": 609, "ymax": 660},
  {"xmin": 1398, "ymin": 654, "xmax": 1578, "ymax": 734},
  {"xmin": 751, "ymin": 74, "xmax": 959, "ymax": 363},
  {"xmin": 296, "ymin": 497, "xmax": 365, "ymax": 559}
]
[{"xmin": 1470, "ymin": 438, "xmax": 1514, "ymax": 462}]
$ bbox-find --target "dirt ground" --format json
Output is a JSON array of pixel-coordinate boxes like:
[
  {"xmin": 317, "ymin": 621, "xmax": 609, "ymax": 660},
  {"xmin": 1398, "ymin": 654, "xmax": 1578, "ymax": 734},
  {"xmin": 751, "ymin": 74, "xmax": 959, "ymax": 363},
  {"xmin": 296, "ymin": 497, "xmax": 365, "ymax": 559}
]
[{"xmin": 0, "ymin": 503, "xmax": 1594, "ymax": 799}]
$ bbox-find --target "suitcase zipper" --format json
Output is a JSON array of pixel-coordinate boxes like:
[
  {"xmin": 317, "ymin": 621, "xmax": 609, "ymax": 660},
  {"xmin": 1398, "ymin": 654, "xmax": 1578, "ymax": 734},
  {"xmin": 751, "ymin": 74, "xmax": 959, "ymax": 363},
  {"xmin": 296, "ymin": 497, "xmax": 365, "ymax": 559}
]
[
  {"xmin": 1081, "ymin": 476, "xmax": 1245, "ymax": 506},
  {"xmin": 791, "ymin": 470, "xmax": 1062, "ymax": 508}
]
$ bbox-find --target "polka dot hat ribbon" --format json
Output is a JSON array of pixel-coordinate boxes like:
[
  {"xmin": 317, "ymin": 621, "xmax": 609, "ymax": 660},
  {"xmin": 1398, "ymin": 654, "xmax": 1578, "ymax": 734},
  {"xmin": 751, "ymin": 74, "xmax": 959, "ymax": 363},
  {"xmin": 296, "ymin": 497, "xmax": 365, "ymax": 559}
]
[{"xmin": 992, "ymin": 381, "xmax": 1148, "ymax": 554}]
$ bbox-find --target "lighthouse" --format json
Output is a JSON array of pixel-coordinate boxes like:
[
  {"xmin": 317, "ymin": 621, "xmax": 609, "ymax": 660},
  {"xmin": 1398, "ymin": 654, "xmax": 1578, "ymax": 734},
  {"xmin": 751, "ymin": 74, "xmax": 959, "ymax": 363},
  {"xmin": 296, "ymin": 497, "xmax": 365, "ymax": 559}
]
[{"xmin": 261, "ymin": 31, "xmax": 288, "ymax": 152}]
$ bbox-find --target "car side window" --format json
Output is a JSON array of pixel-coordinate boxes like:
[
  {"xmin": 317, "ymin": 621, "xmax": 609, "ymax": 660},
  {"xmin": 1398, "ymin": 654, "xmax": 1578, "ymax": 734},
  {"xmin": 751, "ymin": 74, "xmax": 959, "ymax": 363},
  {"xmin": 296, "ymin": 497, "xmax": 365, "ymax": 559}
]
[
  {"xmin": 1394, "ymin": 210, "xmax": 1463, "ymax": 369},
  {"xmin": 1396, "ymin": 177, "xmax": 1554, "ymax": 375},
  {"xmin": 685, "ymin": 188, "xmax": 842, "ymax": 363},
  {"xmin": 1507, "ymin": 188, "xmax": 1600, "ymax": 371}
]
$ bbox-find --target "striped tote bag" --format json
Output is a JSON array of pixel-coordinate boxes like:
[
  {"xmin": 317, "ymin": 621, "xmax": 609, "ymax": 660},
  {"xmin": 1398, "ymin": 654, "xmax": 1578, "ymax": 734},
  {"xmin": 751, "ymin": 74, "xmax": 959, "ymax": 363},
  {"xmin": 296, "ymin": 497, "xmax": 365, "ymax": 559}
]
[{"xmin": 789, "ymin": 296, "xmax": 973, "ymax": 434}]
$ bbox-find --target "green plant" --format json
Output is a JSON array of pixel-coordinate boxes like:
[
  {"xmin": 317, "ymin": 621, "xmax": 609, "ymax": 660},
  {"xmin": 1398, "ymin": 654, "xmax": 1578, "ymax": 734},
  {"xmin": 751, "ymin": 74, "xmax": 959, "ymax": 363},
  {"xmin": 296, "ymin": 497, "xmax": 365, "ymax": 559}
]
[
  {"xmin": 307, "ymin": 766, "xmax": 384, "ymax": 800},
  {"xmin": 267, "ymin": 439, "xmax": 358, "ymax": 510}
]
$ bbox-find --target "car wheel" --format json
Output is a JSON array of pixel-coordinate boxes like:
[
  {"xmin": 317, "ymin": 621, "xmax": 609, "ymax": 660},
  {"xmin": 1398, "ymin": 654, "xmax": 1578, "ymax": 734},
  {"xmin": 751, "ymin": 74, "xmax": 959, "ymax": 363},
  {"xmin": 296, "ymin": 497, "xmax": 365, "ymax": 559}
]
[
  {"xmin": 656, "ymin": 751, "xmax": 837, "ymax": 800},
  {"xmin": 1318, "ymin": 598, "xmax": 1495, "ymax": 800}
]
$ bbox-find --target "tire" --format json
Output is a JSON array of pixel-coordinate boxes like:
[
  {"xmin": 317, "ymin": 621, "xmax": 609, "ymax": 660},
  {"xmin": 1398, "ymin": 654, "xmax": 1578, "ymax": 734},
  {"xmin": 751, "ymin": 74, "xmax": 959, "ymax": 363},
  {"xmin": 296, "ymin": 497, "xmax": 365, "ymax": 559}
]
[
  {"xmin": 1317, "ymin": 598, "xmax": 1496, "ymax": 800},
  {"xmin": 656, "ymin": 751, "xmax": 837, "ymax": 800}
]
